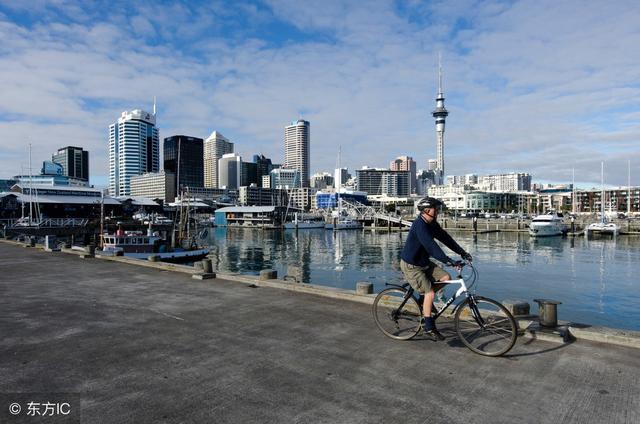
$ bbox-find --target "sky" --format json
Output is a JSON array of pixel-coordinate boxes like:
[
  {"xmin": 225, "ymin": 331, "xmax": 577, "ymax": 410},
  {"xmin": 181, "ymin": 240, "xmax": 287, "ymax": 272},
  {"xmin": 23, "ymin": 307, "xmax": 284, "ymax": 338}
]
[{"xmin": 0, "ymin": 0, "xmax": 639, "ymax": 189}]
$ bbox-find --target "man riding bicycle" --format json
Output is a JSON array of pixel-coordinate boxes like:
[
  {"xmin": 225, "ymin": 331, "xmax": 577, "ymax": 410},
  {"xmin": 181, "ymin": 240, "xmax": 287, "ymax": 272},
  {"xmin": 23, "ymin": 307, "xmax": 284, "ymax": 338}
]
[{"xmin": 400, "ymin": 197, "xmax": 472, "ymax": 341}]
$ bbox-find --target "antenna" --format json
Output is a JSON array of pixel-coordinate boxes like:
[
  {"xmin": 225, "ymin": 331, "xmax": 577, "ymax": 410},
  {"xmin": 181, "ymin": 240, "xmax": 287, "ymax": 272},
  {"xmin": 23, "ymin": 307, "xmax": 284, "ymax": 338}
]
[
  {"xmin": 153, "ymin": 96, "xmax": 157, "ymax": 116},
  {"xmin": 438, "ymin": 52, "xmax": 443, "ymax": 95}
]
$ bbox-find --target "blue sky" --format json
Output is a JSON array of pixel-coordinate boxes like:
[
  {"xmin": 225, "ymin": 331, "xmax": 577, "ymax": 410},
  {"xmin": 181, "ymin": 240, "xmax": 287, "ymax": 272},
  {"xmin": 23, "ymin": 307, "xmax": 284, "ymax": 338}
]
[{"xmin": 0, "ymin": 0, "xmax": 639, "ymax": 189}]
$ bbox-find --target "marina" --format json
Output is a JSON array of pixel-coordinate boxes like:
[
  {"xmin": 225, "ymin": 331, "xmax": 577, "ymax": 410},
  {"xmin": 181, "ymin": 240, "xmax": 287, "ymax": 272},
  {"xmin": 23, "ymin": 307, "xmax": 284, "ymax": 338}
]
[{"xmin": 197, "ymin": 227, "xmax": 640, "ymax": 331}]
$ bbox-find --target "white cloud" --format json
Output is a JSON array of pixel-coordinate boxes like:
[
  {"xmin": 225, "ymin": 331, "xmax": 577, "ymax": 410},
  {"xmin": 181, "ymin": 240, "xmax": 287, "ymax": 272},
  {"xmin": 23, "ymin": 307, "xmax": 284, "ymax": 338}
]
[{"xmin": 0, "ymin": 0, "xmax": 639, "ymax": 189}]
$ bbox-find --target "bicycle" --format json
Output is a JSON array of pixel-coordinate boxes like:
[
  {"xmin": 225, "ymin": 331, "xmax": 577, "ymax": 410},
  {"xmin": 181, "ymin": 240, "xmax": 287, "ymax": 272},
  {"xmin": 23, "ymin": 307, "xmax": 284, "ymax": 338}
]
[{"xmin": 372, "ymin": 261, "xmax": 518, "ymax": 356}]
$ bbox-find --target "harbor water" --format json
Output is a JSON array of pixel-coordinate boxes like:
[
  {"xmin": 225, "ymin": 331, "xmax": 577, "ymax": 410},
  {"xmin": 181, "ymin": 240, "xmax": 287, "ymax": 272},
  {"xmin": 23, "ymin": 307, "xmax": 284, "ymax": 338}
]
[{"xmin": 199, "ymin": 228, "xmax": 640, "ymax": 331}]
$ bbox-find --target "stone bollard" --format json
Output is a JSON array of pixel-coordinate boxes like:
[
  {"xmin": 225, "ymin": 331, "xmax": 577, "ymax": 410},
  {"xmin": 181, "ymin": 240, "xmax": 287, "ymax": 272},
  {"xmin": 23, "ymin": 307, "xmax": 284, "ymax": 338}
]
[
  {"xmin": 202, "ymin": 258, "xmax": 213, "ymax": 274},
  {"xmin": 356, "ymin": 281, "xmax": 373, "ymax": 295},
  {"xmin": 148, "ymin": 254, "xmax": 159, "ymax": 262},
  {"xmin": 193, "ymin": 258, "xmax": 216, "ymax": 280},
  {"xmin": 502, "ymin": 300, "xmax": 530, "ymax": 317},
  {"xmin": 533, "ymin": 299, "xmax": 562, "ymax": 327},
  {"xmin": 260, "ymin": 269, "xmax": 277, "ymax": 280}
]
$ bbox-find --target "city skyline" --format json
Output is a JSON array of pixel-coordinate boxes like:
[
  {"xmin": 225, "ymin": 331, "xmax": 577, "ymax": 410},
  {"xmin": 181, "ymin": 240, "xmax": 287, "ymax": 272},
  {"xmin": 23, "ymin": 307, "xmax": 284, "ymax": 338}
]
[{"xmin": 1, "ymin": 1, "xmax": 639, "ymax": 188}]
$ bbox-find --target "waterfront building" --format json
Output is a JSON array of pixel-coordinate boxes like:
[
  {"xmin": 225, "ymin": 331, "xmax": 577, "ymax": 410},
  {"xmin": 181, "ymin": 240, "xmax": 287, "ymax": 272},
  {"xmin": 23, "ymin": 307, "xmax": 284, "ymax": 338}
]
[
  {"xmin": 214, "ymin": 206, "xmax": 287, "ymax": 227},
  {"xmin": 204, "ymin": 131, "xmax": 233, "ymax": 188},
  {"xmin": 284, "ymin": 119, "xmax": 310, "ymax": 187},
  {"xmin": 52, "ymin": 146, "xmax": 89, "ymax": 182},
  {"xmin": 311, "ymin": 172, "xmax": 334, "ymax": 190},
  {"xmin": 186, "ymin": 187, "xmax": 238, "ymax": 203},
  {"xmin": 218, "ymin": 153, "xmax": 242, "ymax": 190},
  {"xmin": 130, "ymin": 171, "xmax": 176, "ymax": 204},
  {"xmin": 13, "ymin": 171, "xmax": 88, "ymax": 187},
  {"xmin": 355, "ymin": 167, "xmax": 410, "ymax": 196},
  {"xmin": 108, "ymin": 109, "xmax": 159, "ymax": 196},
  {"xmin": 164, "ymin": 135, "xmax": 203, "ymax": 192},
  {"xmin": 479, "ymin": 173, "xmax": 532, "ymax": 192},
  {"xmin": 239, "ymin": 186, "xmax": 288, "ymax": 207},
  {"xmin": 390, "ymin": 156, "xmax": 417, "ymax": 194},
  {"xmin": 270, "ymin": 168, "xmax": 300, "ymax": 190},
  {"xmin": 431, "ymin": 58, "xmax": 448, "ymax": 185}
]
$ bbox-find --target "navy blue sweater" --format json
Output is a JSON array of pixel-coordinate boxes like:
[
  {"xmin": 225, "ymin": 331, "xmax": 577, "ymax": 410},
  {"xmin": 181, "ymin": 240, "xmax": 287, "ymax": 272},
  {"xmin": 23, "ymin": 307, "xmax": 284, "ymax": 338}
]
[{"xmin": 400, "ymin": 215, "xmax": 466, "ymax": 267}]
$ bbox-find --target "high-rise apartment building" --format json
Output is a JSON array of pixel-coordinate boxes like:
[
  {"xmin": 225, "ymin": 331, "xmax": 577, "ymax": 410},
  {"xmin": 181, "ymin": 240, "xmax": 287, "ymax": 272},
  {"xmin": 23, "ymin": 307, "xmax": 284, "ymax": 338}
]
[
  {"xmin": 164, "ymin": 135, "xmax": 204, "ymax": 192},
  {"xmin": 356, "ymin": 167, "xmax": 411, "ymax": 197},
  {"xmin": 480, "ymin": 173, "xmax": 532, "ymax": 191},
  {"xmin": 284, "ymin": 119, "xmax": 310, "ymax": 187},
  {"xmin": 52, "ymin": 146, "xmax": 89, "ymax": 182},
  {"xmin": 108, "ymin": 109, "xmax": 159, "ymax": 196},
  {"xmin": 390, "ymin": 156, "xmax": 417, "ymax": 194},
  {"xmin": 253, "ymin": 154, "xmax": 274, "ymax": 187},
  {"xmin": 204, "ymin": 131, "xmax": 234, "ymax": 188}
]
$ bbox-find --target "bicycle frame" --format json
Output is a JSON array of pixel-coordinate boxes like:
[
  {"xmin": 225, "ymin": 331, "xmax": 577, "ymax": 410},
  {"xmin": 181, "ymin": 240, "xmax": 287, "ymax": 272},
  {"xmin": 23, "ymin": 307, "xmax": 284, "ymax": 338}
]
[{"xmin": 385, "ymin": 273, "xmax": 472, "ymax": 320}]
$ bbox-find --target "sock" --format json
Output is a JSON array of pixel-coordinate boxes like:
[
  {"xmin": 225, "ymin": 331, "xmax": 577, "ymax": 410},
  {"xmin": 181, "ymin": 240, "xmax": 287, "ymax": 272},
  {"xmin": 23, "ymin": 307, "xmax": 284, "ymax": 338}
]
[{"xmin": 423, "ymin": 316, "xmax": 435, "ymax": 331}]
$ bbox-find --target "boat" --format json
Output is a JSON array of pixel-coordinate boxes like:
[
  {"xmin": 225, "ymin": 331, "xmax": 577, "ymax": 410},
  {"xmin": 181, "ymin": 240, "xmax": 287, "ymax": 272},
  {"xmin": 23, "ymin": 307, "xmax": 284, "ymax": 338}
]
[
  {"xmin": 529, "ymin": 211, "xmax": 567, "ymax": 237},
  {"xmin": 586, "ymin": 162, "xmax": 620, "ymax": 236},
  {"xmin": 100, "ymin": 225, "xmax": 209, "ymax": 263},
  {"xmin": 325, "ymin": 217, "xmax": 362, "ymax": 230},
  {"xmin": 284, "ymin": 212, "xmax": 326, "ymax": 229}
]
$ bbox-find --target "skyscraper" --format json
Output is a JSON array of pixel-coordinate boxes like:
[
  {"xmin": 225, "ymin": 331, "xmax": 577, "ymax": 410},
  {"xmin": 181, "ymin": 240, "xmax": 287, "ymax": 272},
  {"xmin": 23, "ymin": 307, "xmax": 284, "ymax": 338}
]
[
  {"xmin": 390, "ymin": 155, "xmax": 417, "ymax": 194},
  {"xmin": 52, "ymin": 146, "xmax": 89, "ymax": 182},
  {"xmin": 108, "ymin": 109, "xmax": 159, "ymax": 196},
  {"xmin": 218, "ymin": 153, "xmax": 242, "ymax": 190},
  {"xmin": 164, "ymin": 135, "xmax": 204, "ymax": 192},
  {"xmin": 284, "ymin": 119, "xmax": 310, "ymax": 187},
  {"xmin": 431, "ymin": 57, "xmax": 448, "ymax": 185},
  {"xmin": 204, "ymin": 131, "xmax": 234, "ymax": 188}
]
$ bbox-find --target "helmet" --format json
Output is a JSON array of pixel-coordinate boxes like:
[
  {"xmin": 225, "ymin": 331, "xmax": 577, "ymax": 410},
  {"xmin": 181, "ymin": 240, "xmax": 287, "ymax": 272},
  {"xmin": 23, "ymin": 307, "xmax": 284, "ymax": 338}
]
[{"xmin": 416, "ymin": 197, "xmax": 445, "ymax": 212}]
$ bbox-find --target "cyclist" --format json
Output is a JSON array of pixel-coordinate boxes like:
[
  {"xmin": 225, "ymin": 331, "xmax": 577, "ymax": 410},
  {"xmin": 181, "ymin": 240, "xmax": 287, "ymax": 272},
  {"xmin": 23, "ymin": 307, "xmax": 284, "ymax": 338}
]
[{"xmin": 400, "ymin": 197, "xmax": 472, "ymax": 340}]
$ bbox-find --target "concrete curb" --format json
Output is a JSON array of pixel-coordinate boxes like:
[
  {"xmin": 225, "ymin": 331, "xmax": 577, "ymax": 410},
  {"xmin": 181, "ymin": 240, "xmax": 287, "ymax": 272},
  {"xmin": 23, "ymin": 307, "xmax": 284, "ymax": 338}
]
[{"xmin": 2, "ymin": 239, "xmax": 639, "ymax": 350}]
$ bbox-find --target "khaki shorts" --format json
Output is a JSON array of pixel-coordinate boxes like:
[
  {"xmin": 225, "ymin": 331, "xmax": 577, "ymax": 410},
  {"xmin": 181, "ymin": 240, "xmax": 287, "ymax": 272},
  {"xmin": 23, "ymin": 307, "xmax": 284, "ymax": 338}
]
[{"xmin": 400, "ymin": 259, "xmax": 450, "ymax": 294}]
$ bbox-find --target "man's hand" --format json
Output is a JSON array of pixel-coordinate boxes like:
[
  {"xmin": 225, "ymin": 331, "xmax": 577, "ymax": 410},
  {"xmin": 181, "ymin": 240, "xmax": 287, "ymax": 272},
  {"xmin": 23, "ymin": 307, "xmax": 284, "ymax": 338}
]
[{"xmin": 462, "ymin": 252, "xmax": 473, "ymax": 262}]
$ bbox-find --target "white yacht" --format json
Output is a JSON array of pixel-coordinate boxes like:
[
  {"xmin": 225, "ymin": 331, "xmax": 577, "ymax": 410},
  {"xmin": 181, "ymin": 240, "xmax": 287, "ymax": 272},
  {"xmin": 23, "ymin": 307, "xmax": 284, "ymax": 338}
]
[
  {"xmin": 529, "ymin": 211, "xmax": 566, "ymax": 237},
  {"xmin": 586, "ymin": 162, "xmax": 620, "ymax": 236},
  {"xmin": 283, "ymin": 212, "xmax": 326, "ymax": 229}
]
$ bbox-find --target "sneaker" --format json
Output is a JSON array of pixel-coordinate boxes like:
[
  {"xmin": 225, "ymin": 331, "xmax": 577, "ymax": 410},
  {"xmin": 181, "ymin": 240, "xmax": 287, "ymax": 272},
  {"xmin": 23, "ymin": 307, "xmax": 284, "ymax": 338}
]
[{"xmin": 425, "ymin": 328, "xmax": 446, "ymax": 341}]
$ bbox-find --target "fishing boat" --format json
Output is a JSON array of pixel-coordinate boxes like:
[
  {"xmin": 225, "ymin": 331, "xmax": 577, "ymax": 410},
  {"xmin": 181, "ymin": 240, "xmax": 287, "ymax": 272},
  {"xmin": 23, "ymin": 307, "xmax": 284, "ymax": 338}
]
[
  {"xmin": 528, "ymin": 211, "xmax": 566, "ymax": 237},
  {"xmin": 100, "ymin": 225, "xmax": 209, "ymax": 263}
]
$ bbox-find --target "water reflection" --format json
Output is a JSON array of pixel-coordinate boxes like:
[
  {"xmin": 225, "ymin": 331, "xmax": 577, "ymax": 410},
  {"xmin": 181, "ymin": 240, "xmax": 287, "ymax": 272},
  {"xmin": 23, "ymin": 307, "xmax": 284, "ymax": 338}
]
[{"xmin": 199, "ymin": 228, "xmax": 640, "ymax": 331}]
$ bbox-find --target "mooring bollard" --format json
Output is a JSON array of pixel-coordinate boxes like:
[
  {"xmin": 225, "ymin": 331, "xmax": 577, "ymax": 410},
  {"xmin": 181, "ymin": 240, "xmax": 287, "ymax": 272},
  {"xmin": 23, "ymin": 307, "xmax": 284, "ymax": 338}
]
[
  {"xmin": 356, "ymin": 281, "xmax": 373, "ymax": 295},
  {"xmin": 533, "ymin": 298, "xmax": 562, "ymax": 327},
  {"xmin": 260, "ymin": 269, "xmax": 277, "ymax": 280},
  {"xmin": 202, "ymin": 258, "xmax": 213, "ymax": 274},
  {"xmin": 502, "ymin": 300, "xmax": 530, "ymax": 317}
]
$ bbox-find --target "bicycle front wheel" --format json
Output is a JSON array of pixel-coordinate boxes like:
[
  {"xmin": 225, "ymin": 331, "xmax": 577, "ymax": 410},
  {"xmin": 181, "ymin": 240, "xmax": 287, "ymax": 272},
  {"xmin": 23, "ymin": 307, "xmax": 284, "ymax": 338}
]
[
  {"xmin": 372, "ymin": 288, "xmax": 422, "ymax": 340},
  {"xmin": 454, "ymin": 296, "xmax": 517, "ymax": 356}
]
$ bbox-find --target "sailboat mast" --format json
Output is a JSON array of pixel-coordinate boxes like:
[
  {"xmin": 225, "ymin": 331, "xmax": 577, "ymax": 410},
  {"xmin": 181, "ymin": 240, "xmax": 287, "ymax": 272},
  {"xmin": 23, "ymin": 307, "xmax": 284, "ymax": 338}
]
[
  {"xmin": 601, "ymin": 161, "xmax": 605, "ymax": 220},
  {"xmin": 29, "ymin": 143, "xmax": 33, "ymax": 226},
  {"xmin": 628, "ymin": 160, "xmax": 631, "ymax": 216}
]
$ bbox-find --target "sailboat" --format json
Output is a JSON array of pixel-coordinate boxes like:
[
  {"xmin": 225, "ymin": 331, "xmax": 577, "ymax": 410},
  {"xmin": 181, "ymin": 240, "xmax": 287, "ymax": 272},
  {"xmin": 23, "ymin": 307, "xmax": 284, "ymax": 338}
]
[
  {"xmin": 587, "ymin": 162, "xmax": 619, "ymax": 236},
  {"xmin": 325, "ymin": 195, "xmax": 362, "ymax": 230}
]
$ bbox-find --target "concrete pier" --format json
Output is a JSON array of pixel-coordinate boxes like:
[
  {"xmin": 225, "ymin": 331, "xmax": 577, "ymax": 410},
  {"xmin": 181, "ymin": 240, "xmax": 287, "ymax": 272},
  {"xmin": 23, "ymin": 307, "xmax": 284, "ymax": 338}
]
[{"xmin": 1, "ymin": 242, "xmax": 639, "ymax": 423}]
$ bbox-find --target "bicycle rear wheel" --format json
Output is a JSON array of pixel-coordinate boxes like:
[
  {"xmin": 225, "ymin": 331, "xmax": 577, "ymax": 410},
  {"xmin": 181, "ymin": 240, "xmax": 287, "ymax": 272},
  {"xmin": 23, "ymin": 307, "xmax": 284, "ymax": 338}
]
[
  {"xmin": 372, "ymin": 288, "xmax": 422, "ymax": 340},
  {"xmin": 454, "ymin": 296, "xmax": 517, "ymax": 356}
]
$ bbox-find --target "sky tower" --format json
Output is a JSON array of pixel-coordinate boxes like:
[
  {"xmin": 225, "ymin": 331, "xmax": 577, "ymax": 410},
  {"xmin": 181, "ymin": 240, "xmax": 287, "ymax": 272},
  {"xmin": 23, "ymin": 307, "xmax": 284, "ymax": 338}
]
[{"xmin": 432, "ymin": 55, "xmax": 448, "ymax": 185}]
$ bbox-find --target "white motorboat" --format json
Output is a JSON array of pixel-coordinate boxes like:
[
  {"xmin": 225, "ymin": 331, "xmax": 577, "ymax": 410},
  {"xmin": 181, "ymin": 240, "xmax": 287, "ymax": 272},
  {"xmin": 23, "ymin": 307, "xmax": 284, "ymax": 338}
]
[
  {"xmin": 586, "ymin": 220, "xmax": 619, "ymax": 236},
  {"xmin": 325, "ymin": 217, "xmax": 362, "ymax": 230},
  {"xmin": 586, "ymin": 162, "xmax": 620, "ymax": 236},
  {"xmin": 283, "ymin": 212, "xmax": 325, "ymax": 229},
  {"xmin": 529, "ymin": 211, "xmax": 566, "ymax": 237}
]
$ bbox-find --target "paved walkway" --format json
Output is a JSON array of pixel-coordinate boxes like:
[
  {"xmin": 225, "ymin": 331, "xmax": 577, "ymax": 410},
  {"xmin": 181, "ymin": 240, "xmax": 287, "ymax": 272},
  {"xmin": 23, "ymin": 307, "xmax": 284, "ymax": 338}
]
[{"xmin": 1, "ymin": 243, "xmax": 639, "ymax": 423}]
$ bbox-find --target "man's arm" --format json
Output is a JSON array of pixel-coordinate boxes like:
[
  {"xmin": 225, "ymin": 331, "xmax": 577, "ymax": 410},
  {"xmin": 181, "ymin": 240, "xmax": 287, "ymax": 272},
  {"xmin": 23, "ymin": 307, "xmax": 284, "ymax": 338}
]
[
  {"xmin": 415, "ymin": 220, "xmax": 453, "ymax": 264},
  {"xmin": 432, "ymin": 221, "xmax": 466, "ymax": 256}
]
